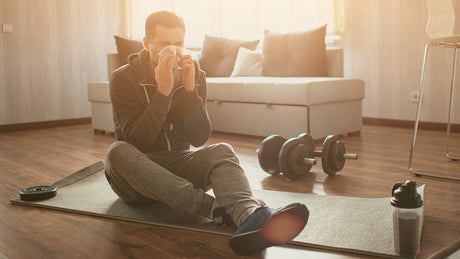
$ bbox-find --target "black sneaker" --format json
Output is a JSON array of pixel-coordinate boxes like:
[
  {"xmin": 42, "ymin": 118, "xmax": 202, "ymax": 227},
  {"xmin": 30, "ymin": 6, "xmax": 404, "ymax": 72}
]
[{"xmin": 229, "ymin": 202, "xmax": 309, "ymax": 255}]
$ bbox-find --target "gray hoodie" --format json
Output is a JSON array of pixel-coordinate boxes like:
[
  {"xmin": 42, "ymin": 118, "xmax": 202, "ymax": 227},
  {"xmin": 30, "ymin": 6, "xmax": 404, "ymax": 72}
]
[{"xmin": 109, "ymin": 49, "xmax": 211, "ymax": 153}]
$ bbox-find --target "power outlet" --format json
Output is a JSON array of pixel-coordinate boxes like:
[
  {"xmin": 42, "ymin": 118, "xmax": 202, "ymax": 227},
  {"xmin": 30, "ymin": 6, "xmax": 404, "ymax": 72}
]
[
  {"xmin": 410, "ymin": 90, "xmax": 420, "ymax": 103},
  {"xmin": 2, "ymin": 23, "xmax": 13, "ymax": 33}
]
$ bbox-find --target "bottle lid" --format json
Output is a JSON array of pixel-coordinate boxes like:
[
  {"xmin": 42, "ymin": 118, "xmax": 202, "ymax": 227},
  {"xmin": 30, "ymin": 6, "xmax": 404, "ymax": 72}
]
[{"xmin": 390, "ymin": 180, "xmax": 423, "ymax": 208}]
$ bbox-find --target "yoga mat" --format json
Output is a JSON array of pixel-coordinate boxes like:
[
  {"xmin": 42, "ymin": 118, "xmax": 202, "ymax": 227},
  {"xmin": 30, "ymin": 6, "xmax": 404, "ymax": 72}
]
[{"xmin": 11, "ymin": 161, "xmax": 425, "ymax": 258}]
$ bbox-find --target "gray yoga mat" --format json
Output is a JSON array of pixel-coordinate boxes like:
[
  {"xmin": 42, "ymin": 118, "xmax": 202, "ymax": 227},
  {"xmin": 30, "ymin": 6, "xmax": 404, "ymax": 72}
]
[{"xmin": 11, "ymin": 161, "xmax": 425, "ymax": 258}]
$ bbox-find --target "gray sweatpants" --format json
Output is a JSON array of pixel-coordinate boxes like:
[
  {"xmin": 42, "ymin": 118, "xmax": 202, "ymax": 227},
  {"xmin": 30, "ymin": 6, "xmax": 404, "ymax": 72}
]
[{"xmin": 104, "ymin": 141, "xmax": 261, "ymax": 227}]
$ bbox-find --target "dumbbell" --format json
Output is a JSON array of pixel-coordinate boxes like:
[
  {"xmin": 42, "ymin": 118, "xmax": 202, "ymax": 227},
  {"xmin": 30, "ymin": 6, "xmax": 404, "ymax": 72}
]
[
  {"xmin": 298, "ymin": 133, "xmax": 358, "ymax": 176},
  {"xmin": 258, "ymin": 134, "xmax": 358, "ymax": 179},
  {"xmin": 257, "ymin": 135, "xmax": 317, "ymax": 180}
]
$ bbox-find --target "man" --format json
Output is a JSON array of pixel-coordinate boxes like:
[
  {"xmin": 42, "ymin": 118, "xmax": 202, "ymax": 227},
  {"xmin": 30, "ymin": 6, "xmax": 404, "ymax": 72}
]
[{"xmin": 104, "ymin": 10, "xmax": 309, "ymax": 255}]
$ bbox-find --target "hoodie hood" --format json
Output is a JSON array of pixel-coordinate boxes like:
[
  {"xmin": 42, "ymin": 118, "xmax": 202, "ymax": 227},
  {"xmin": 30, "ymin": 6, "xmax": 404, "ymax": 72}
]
[{"xmin": 127, "ymin": 49, "xmax": 155, "ymax": 85}]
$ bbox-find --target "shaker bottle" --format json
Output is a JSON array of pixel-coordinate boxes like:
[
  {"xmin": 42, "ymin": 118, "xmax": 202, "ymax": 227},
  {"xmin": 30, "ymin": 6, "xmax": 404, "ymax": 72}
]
[{"xmin": 391, "ymin": 180, "xmax": 424, "ymax": 257}]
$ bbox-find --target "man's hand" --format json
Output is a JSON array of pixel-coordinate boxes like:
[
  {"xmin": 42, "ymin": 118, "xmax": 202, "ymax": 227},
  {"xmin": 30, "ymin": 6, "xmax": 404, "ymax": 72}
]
[
  {"xmin": 155, "ymin": 50, "xmax": 177, "ymax": 96},
  {"xmin": 178, "ymin": 54, "xmax": 195, "ymax": 92}
]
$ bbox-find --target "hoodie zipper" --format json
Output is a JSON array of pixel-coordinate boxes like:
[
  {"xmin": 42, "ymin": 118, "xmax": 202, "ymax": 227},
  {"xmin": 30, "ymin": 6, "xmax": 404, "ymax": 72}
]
[
  {"xmin": 165, "ymin": 130, "xmax": 171, "ymax": 151},
  {"xmin": 165, "ymin": 123, "xmax": 173, "ymax": 151},
  {"xmin": 140, "ymin": 81, "xmax": 197, "ymax": 152},
  {"xmin": 140, "ymin": 83, "xmax": 171, "ymax": 151}
]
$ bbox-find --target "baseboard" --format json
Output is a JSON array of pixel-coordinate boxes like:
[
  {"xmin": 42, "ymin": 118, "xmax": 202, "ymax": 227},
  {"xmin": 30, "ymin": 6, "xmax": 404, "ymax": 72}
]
[
  {"xmin": 363, "ymin": 117, "xmax": 460, "ymax": 132},
  {"xmin": 1, "ymin": 117, "xmax": 458, "ymax": 133},
  {"xmin": 0, "ymin": 117, "xmax": 91, "ymax": 132}
]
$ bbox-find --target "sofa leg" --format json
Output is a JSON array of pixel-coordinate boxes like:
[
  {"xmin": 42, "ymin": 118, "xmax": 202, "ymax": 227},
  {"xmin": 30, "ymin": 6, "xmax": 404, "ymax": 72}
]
[
  {"xmin": 93, "ymin": 129, "xmax": 105, "ymax": 134},
  {"xmin": 347, "ymin": 130, "xmax": 361, "ymax": 137}
]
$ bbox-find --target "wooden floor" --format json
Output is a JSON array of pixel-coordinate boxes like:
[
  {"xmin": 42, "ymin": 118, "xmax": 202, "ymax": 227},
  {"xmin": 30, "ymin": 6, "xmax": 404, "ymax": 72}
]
[{"xmin": 0, "ymin": 124, "xmax": 459, "ymax": 258}]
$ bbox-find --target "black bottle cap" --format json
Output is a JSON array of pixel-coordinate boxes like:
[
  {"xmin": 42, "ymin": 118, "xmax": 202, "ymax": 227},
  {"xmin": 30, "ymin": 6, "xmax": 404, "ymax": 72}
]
[{"xmin": 390, "ymin": 180, "xmax": 423, "ymax": 208}]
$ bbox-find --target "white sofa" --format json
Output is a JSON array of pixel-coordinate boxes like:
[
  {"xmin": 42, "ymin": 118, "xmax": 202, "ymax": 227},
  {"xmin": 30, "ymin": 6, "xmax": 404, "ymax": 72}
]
[{"xmin": 88, "ymin": 49, "xmax": 365, "ymax": 139}]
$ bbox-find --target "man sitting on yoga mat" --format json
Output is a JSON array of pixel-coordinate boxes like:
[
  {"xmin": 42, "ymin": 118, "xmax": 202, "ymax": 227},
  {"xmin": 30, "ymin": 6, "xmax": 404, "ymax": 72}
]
[{"xmin": 104, "ymin": 10, "xmax": 309, "ymax": 255}]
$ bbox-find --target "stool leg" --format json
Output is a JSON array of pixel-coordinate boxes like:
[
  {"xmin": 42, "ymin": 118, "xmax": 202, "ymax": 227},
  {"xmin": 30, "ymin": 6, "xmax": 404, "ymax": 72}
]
[
  {"xmin": 446, "ymin": 47, "xmax": 459, "ymax": 161},
  {"xmin": 409, "ymin": 43, "xmax": 431, "ymax": 176},
  {"xmin": 410, "ymin": 43, "xmax": 460, "ymax": 181}
]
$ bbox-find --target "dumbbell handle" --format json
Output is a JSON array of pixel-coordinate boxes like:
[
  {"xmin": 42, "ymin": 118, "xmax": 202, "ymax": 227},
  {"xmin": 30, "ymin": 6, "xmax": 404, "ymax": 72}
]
[
  {"xmin": 303, "ymin": 158, "xmax": 317, "ymax": 166},
  {"xmin": 313, "ymin": 151, "xmax": 322, "ymax": 157},
  {"xmin": 343, "ymin": 153, "xmax": 358, "ymax": 160},
  {"xmin": 313, "ymin": 151, "xmax": 358, "ymax": 160}
]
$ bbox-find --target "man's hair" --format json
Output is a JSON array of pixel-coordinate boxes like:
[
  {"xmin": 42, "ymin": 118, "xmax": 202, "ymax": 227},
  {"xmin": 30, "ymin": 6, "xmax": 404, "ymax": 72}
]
[{"xmin": 145, "ymin": 10, "xmax": 185, "ymax": 39}]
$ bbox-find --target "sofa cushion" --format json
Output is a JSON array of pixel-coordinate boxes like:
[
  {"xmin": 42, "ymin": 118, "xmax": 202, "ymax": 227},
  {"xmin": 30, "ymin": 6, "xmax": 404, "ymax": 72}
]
[
  {"xmin": 231, "ymin": 47, "xmax": 264, "ymax": 77},
  {"xmin": 114, "ymin": 35, "xmax": 144, "ymax": 65},
  {"xmin": 206, "ymin": 77, "xmax": 364, "ymax": 106},
  {"xmin": 263, "ymin": 26, "xmax": 327, "ymax": 77},
  {"xmin": 199, "ymin": 35, "xmax": 259, "ymax": 77}
]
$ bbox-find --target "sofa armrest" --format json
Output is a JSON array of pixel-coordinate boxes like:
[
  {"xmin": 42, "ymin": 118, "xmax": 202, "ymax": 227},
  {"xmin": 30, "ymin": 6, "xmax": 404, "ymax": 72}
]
[
  {"xmin": 107, "ymin": 53, "xmax": 122, "ymax": 80},
  {"xmin": 326, "ymin": 48, "xmax": 344, "ymax": 77},
  {"xmin": 88, "ymin": 82, "xmax": 111, "ymax": 103}
]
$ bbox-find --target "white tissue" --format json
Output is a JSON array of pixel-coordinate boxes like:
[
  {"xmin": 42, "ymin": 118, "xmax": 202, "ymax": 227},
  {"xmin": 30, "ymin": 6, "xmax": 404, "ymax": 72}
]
[{"xmin": 159, "ymin": 46, "xmax": 193, "ymax": 70}]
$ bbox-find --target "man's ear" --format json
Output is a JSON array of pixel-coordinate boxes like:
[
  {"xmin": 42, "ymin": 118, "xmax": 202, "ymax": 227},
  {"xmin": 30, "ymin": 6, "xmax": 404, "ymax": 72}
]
[{"xmin": 142, "ymin": 37, "xmax": 150, "ymax": 51}]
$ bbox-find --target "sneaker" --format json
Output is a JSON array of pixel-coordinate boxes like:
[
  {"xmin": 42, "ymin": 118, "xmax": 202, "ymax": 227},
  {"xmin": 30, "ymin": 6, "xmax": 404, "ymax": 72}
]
[{"xmin": 229, "ymin": 202, "xmax": 309, "ymax": 255}]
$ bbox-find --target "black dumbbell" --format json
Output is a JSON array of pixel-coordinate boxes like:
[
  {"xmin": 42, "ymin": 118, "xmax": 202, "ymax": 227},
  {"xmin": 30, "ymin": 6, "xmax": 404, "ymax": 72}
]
[
  {"xmin": 257, "ymin": 134, "xmax": 317, "ymax": 179},
  {"xmin": 257, "ymin": 135, "xmax": 286, "ymax": 175},
  {"xmin": 258, "ymin": 133, "xmax": 358, "ymax": 179},
  {"xmin": 299, "ymin": 134, "xmax": 358, "ymax": 176}
]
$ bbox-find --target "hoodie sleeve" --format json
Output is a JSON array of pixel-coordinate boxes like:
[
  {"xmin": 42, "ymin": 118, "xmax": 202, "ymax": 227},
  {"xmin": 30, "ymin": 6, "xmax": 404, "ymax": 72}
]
[
  {"xmin": 109, "ymin": 68, "xmax": 171, "ymax": 152},
  {"xmin": 176, "ymin": 69, "xmax": 212, "ymax": 147}
]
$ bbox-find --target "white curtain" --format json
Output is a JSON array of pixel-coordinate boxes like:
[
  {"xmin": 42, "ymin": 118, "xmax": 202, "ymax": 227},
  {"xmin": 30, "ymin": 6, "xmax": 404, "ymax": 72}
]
[{"xmin": 126, "ymin": 0, "xmax": 343, "ymax": 48}]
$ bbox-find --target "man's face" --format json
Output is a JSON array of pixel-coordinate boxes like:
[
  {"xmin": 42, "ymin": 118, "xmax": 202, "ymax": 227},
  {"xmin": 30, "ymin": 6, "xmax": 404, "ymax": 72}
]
[{"xmin": 143, "ymin": 25, "xmax": 185, "ymax": 64}]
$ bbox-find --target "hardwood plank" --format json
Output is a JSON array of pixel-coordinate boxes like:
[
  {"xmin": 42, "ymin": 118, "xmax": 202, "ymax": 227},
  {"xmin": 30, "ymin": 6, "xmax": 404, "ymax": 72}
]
[{"xmin": 1, "ymin": 124, "xmax": 459, "ymax": 258}]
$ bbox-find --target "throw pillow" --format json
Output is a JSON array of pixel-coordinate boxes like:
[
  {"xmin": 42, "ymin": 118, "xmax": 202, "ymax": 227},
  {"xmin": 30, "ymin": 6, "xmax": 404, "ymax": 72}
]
[
  {"xmin": 199, "ymin": 35, "xmax": 259, "ymax": 77},
  {"xmin": 231, "ymin": 47, "xmax": 264, "ymax": 77},
  {"xmin": 114, "ymin": 35, "xmax": 144, "ymax": 65},
  {"xmin": 263, "ymin": 25, "xmax": 327, "ymax": 77}
]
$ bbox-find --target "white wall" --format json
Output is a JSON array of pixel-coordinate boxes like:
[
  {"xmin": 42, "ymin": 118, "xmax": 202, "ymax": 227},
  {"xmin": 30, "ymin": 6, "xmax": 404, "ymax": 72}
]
[
  {"xmin": 342, "ymin": 0, "xmax": 459, "ymax": 123},
  {"xmin": 0, "ymin": 0, "xmax": 124, "ymax": 125},
  {"xmin": 1, "ymin": 0, "xmax": 458, "ymax": 126}
]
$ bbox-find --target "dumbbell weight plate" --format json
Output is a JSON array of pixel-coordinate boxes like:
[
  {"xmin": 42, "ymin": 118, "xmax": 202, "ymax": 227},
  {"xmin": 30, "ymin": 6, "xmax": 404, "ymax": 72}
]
[
  {"xmin": 322, "ymin": 135, "xmax": 339, "ymax": 176},
  {"xmin": 20, "ymin": 185, "xmax": 57, "ymax": 201},
  {"xmin": 297, "ymin": 133, "xmax": 315, "ymax": 150},
  {"xmin": 279, "ymin": 138, "xmax": 314, "ymax": 180},
  {"xmin": 331, "ymin": 141, "xmax": 346, "ymax": 172},
  {"xmin": 257, "ymin": 135, "xmax": 286, "ymax": 175}
]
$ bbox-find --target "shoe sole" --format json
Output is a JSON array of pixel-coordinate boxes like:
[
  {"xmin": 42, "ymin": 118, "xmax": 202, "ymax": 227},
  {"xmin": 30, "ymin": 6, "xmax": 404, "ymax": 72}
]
[{"xmin": 229, "ymin": 204, "xmax": 309, "ymax": 255}]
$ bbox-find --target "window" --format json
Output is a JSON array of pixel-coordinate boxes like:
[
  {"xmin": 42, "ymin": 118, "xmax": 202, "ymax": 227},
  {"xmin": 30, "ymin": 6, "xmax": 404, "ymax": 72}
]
[{"xmin": 126, "ymin": 0, "xmax": 343, "ymax": 48}]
